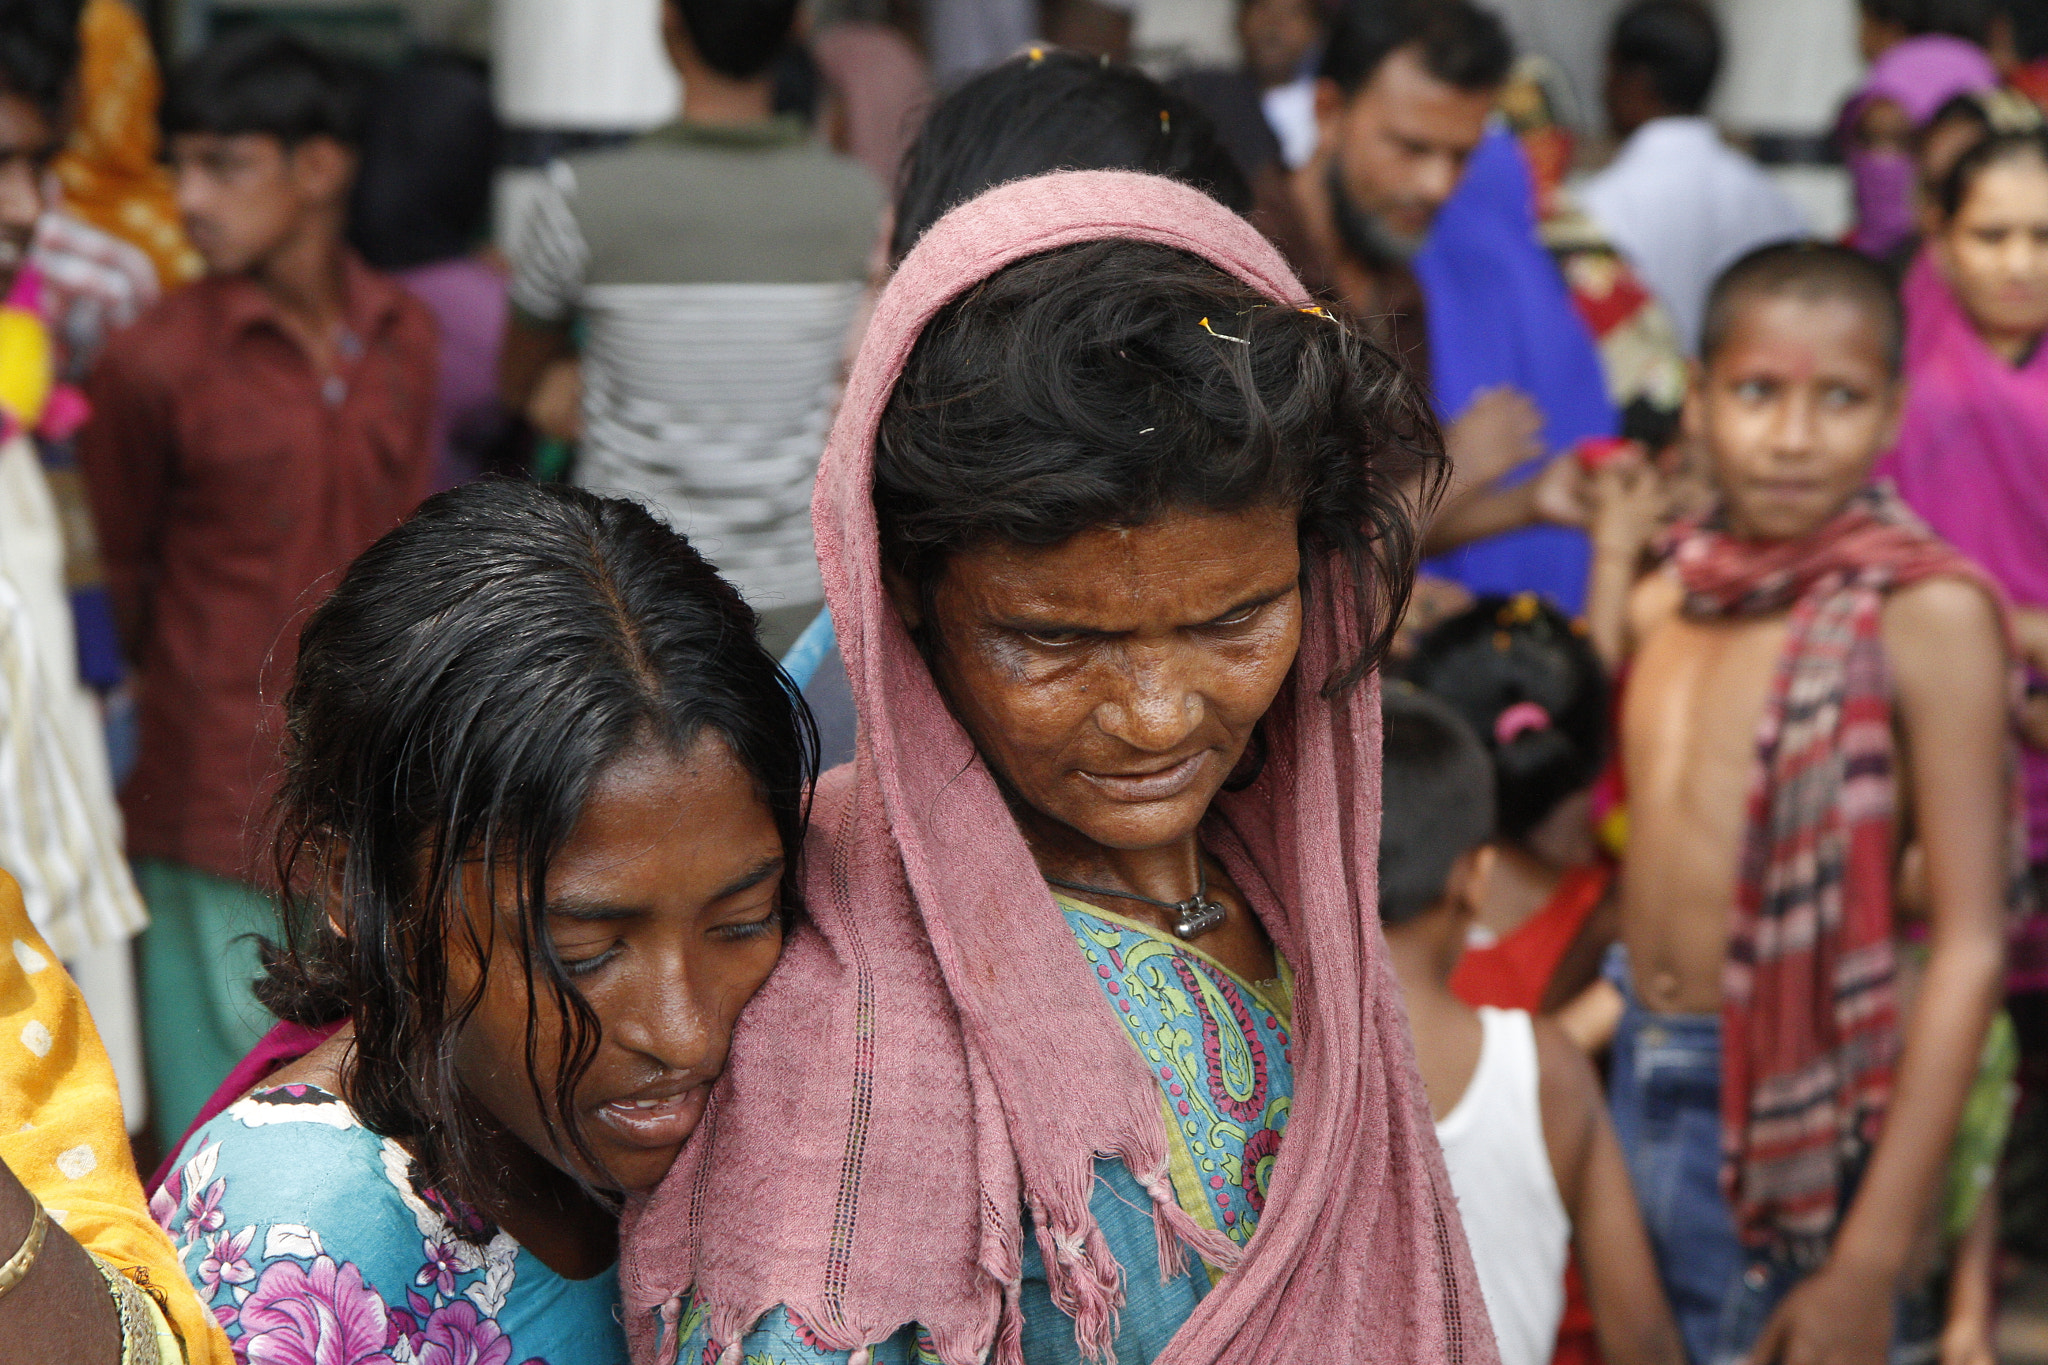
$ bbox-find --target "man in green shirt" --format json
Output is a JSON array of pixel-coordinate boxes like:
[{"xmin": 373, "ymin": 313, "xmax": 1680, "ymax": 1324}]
[{"xmin": 502, "ymin": 0, "xmax": 882, "ymax": 655}]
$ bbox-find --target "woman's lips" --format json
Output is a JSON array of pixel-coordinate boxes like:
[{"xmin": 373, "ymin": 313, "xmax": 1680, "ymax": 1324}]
[
  {"xmin": 1077, "ymin": 751, "xmax": 1209, "ymax": 803},
  {"xmin": 593, "ymin": 1083, "xmax": 710, "ymax": 1151}
]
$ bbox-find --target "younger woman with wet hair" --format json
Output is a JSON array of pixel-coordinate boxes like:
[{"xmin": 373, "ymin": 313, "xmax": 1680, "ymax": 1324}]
[
  {"xmin": 151, "ymin": 481, "xmax": 815, "ymax": 1365},
  {"xmin": 1406, "ymin": 595, "xmax": 1620, "ymax": 1041},
  {"xmin": 627, "ymin": 170, "xmax": 1494, "ymax": 1365}
]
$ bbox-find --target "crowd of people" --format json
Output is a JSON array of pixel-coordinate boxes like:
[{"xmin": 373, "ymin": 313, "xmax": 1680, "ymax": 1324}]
[{"xmin": 0, "ymin": 0, "xmax": 2046, "ymax": 1363}]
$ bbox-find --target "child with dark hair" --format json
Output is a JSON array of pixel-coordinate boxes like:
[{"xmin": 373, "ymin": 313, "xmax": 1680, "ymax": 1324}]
[
  {"xmin": 1378, "ymin": 685, "xmax": 1683, "ymax": 1365},
  {"xmin": 1580, "ymin": 0, "xmax": 1809, "ymax": 353},
  {"xmin": 151, "ymin": 479, "xmax": 816, "ymax": 1365},
  {"xmin": 890, "ymin": 50, "xmax": 1252, "ymax": 264},
  {"xmin": 502, "ymin": 0, "xmax": 878, "ymax": 659},
  {"xmin": 1408, "ymin": 595, "xmax": 1619, "ymax": 1042},
  {"xmin": 76, "ymin": 26, "xmax": 438, "ymax": 1151},
  {"xmin": 1616, "ymin": 240, "xmax": 2023, "ymax": 1365}
]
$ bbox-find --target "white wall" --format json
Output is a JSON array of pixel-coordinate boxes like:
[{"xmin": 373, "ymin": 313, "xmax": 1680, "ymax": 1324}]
[
  {"xmin": 1710, "ymin": 0, "xmax": 1863, "ymax": 135},
  {"xmin": 492, "ymin": 0, "xmax": 679, "ymax": 130}
]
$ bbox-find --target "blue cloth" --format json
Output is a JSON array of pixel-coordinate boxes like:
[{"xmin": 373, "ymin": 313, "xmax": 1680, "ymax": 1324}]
[
  {"xmin": 1605, "ymin": 950, "xmax": 1939, "ymax": 1365},
  {"xmin": 669, "ymin": 900, "xmax": 1295, "ymax": 1364},
  {"xmin": 782, "ymin": 607, "xmax": 857, "ymax": 771},
  {"xmin": 156, "ymin": 1082, "xmax": 627, "ymax": 1365},
  {"xmin": 779, "ymin": 607, "xmax": 837, "ymax": 690},
  {"xmin": 1414, "ymin": 127, "xmax": 1616, "ymax": 615}
]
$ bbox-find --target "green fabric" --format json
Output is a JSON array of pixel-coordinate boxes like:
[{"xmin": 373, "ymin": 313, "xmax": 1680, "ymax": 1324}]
[
  {"xmin": 1946, "ymin": 1008, "xmax": 2019, "ymax": 1240},
  {"xmin": 559, "ymin": 122, "xmax": 880, "ymax": 287},
  {"xmin": 133, "ymin": 859, "xmax": 276, "ymax": 1151},
  {"xmin": 641, "ymin": 115, "xmax": 813, "ymax": 149}
]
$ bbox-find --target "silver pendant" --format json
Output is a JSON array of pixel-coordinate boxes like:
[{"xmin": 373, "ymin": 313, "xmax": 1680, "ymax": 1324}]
[{"xmin": 1171, "ymin": 895, "xmax": 1228, "ymax": 940}]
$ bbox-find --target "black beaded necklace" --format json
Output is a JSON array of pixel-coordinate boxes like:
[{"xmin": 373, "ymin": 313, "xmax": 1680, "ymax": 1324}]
[{"xmin": 1044, "ymin": 862, "xmax": 1229, "ymax": 940}]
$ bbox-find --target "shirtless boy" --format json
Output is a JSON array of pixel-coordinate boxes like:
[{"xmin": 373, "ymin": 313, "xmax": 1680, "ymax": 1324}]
[{"xmin": 1615, "ymin": 242, "xmax": 2014, "ymax": 1365}]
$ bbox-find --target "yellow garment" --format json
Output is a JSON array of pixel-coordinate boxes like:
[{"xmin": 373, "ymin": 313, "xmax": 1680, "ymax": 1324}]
[
  {"xmin": 0, "ymin": 307, "xmax": 53, "ymax": 431},
  {"xmin": 52, "ymin": 0, "xmax": 201, "ymax": 288},
  {"xmin": 0, "ymin": 870, "xmax": 231, "ymax": 1365}
]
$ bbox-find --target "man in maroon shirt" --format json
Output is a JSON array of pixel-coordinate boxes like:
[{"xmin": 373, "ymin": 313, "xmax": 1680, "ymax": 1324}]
[{"xmin": 77, "ymin": 29, "xmax": 435, "ymax": 1149}]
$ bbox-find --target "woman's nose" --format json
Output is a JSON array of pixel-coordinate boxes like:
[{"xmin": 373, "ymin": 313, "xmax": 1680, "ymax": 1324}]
[
  {"xmin": 1095, "ymin": 645, "xmax": 1203, "ymax": 751},
  {"xmin": 611, "ymin": 970, "xmax": 726, "ymax": 1078}
]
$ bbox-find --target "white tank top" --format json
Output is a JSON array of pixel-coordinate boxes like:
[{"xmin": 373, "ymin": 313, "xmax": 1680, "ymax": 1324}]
[{"xmin": 1435, "ymin": 1007, "xmax": 1571, "ymax": 1365}]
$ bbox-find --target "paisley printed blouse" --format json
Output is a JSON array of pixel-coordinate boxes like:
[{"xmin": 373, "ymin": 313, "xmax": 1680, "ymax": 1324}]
[
  {"xmin": 666, "ymin": 896, "xmax": 1296, "ymax": 1365},
  {"xmin": 154, "ymin": 1083, "xmax": 627, "ymax": 1365}
]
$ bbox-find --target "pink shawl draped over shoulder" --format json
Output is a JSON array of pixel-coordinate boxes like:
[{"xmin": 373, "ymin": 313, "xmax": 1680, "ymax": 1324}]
[
  {"xmin": 1881, "ymin": 248, "xmax": 2048, "ymax": 866},
  {"xmin": 620, "ymin": 170, "xmax": 1495, "ymax": 1365}
]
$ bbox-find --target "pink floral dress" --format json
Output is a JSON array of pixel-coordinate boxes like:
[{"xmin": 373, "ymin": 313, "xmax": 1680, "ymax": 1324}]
[{"xmin": 154, "ymin": 1083, "xmax": 626, "ymax": 1365}]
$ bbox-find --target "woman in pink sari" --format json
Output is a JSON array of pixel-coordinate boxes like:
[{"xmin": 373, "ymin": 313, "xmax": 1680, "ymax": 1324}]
[
  {"xmin": 620, "ymin": 171, "xmax": 1497, "ymax": 1365},
  {"xmin": 1880, "ymin": 128, "xmax": 2048, "ymax": 977}
]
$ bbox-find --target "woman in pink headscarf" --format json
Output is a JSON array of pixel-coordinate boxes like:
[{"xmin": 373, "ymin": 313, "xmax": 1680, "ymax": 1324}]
[
  {"xmin": 1840, "ymin": 18, "xmax": 1999, "ymax": 260},
  {"xmin": 1880, "ymin": 129, "xmax": 2048, "ymax": 982},
  {"xmin": 619, "ymin": 170, "xmax": 1498, "ymax": 1365}
]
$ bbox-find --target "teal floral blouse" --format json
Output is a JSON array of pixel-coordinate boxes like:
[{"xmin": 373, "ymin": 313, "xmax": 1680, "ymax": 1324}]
[{"xmin": 154, "ymin": 1083, "xmax": 628, "ymax": 1365}]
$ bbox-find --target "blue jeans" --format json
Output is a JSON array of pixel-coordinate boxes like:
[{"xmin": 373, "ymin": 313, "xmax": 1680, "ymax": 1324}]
[{"xmin": 1605, "ymin": 950, "xmax": 1939, "ymax": 1365}]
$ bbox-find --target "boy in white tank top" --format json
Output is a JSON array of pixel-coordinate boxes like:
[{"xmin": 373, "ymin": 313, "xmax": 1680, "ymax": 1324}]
[{"xmin": 1380, "ymin": 687, "xmax": 1684, "ymax": 1365}]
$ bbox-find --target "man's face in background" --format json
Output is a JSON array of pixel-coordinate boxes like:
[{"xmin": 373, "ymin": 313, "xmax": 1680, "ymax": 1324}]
[
  {"xmin": 1317, "ymin": 44, "xmax": 1496, "ymax": 265},
  {"xmin": 1239, "ymin": 0, "xmax": 1324, "ymax": 90},
  {"xmin": 170, "ymin": 130, "xmax": 352, "ymax": 278},
  {"xmin": 0, "ymin": 92, "xmax": 57, "ymax": 299}
]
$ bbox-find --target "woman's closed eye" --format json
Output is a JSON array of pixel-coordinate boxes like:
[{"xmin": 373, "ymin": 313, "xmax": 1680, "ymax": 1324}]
[
  {"xmin": 1022, "ymin": 629, "xmax": 1089, "ymax": 648},
  {"xmin": 712, "ymin": 904, "xmax": 783, "ymax": 943},
  {"xmin": 558, "ymin": 941, "xmax": 622, "ymax": 978},
  {"xmin": 1204, "ymin": 601, "xmax": 1267, "ymax": 630}
]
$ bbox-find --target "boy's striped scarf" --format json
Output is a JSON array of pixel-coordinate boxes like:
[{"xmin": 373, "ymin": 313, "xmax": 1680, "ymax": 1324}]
[{"xmin": 1669, "ymin": 485, "xmax": 2010, "ymax": 1262}]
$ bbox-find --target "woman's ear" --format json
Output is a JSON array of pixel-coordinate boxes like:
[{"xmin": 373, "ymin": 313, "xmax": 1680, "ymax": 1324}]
[{"xmin": 882, "ymin": 564, "xmax": 923, "ymax": 631}]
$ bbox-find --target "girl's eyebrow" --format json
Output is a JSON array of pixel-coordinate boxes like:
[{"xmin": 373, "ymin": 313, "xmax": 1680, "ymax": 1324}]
[
  {"xmin": 712, "ymin": 856, "xmax": 785, "ymax": 902},
  {"xmin": 543, "ymin": 856, "xmax": 785, "ymax": 922},
  {"xmin": 545, "ymin": 898, "xmax": 648, "ymax": 924}
]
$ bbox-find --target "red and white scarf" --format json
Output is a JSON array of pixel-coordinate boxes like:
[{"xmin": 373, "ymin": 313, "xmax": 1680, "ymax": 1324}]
[{"xmin": 1670, "ymin": 484, "xmax": 2017, "ymax": 1259}]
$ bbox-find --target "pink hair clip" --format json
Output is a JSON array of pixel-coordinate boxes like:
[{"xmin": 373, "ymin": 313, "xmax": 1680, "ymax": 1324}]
[{"xmin": 1494, "ymin": 701, "xmax": 1552, "ymax": 745}]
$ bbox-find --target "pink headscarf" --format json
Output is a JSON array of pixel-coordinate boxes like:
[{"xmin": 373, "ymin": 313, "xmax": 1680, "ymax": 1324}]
[
  {"xmin": 620, "ymin": 170, "xmax": 1494, "ymax": 1365},
  {"xmin": 1841, "ymin": 35, "xmax": 1999, "ymax": 257}
]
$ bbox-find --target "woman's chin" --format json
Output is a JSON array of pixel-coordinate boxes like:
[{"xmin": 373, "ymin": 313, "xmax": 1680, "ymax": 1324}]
[
  {"xmin": 592, "ymin": 1144, "xmax": 687, "ymax": 1198},
  {"xmin": 1055, "ymin": 790, "xmax": 1218, "ymax": 854}
]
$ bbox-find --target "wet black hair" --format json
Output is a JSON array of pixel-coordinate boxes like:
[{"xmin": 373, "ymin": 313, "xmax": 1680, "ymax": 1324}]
[
  {"xmin": 1860, "ymin": 0, "xmax": 1992, "ymax": 42},
  {"xmin": 348, "ymin": 51, "xmax": 499, "ymax": 272},
  {"xmin": 1999, "ymin": 0, "xmax": 2048, "ymax": 62},
  {"xmin": 256, "ymin": 480, "xmax": 817, "ymax": 1214},
  {"xmin": 1406, "ymin": 595, "xmax": 1607, "ymax": 846},
  {"xmin": 670, "ymin": 0, "xmax": 802, "ymax": 81},
  {"xmin": 0, "ymin": 0, "xmax": 81, "ymax": 120},
  {"xmin": 1378, "ymin": 685, "xmax": 1496, "ymax": 926},
  {"xmin": 1321, "ymin": 0, "xmax": 1514, "ymax": 96},
  {"xmin": 1699, "ymin": 239, "xmax": 1905, "ymax": 375},
  {"xmin": 874, "ymin": 238, "xmax": 1444, "ymax": 698},
  {"xmin": 890, "ymin": 50, "xmax": 1252, "ymax": 264},
  {"xmin": 163, "ymin": 27, "xmax": 364, "ymax": 149},
  {"xmin": 1938, "ymin": 125, "xmax": 2048, "ymax": 217},
  {"xmin": 1610, "ymin": 0, "xmax": 1722, "ymax": 116}
]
